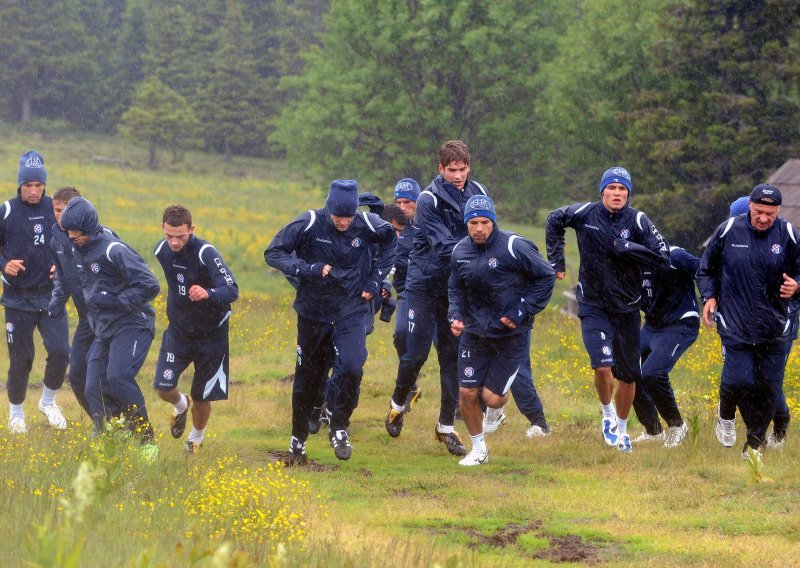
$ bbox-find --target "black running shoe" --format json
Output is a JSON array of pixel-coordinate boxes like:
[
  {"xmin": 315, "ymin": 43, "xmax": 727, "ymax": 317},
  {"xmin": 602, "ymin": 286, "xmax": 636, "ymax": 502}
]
[
  {"xmin": 329, "ymin": 428, "xmax": 352, "ymax": 460},
  {"xmin": 385, "ymin": 404, "xmax": 404, "ymax": 438},
  {"xmin": 287, "ymin": 436, "xmax": 308, "ymax": 466},
  {"xmin": 170, "ymin": 396, "xmax": 191, "ymax": 439},
  {"xmin": 404, "ymin": 385, "xmax": 422, "ymax": 412},
  {"xmin": 435, "ymin": 426, "xmax": 467, "ymax": 456},
  {"xmin": 308, "ymin": 405, "xmax": 323, "ymax": 435}
]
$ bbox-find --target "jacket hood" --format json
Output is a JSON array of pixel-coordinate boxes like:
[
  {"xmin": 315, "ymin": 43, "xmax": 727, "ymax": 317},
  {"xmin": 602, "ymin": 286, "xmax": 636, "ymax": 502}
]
[{"xmin": 60, "ymin": 197, "xmax": 102, "ymax": 236}]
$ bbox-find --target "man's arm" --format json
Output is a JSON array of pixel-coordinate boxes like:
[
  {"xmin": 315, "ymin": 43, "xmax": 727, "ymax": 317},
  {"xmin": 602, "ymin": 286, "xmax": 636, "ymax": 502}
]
[
  {"xmin": 415, "ymin": 192, "xmax": 462, "ymax": 263},
  {"xmin": 111, "ymin": 244, "xmax": 160, "ymax": 309},
  {"xmin": 447, "ymin": 244, "xmax": 467, "ymax": 336},
  {"xmin": 504, "ymin": 237, "xmax": 556, "ymax": 324},
  {"xmin": 614, "ymin": 212, "xmax": 670, "ymax": 269},
  {"xmin": 362, "ymin": 213, "xmax": 397, "ymax": 298},
  {"xmin": 264, "ymin": 212, "xmax": 326, "ymax": 278},
  {"xmin": 696, "ymin": 223, "xmax": 726, "ymax": 326},
  {"xmin": 196, "ymin": 245, "xmax": 239, "ymax": 304},
  {"xmin": 545, "ymin": 203, "xmax": 586, "ymax": 276}
]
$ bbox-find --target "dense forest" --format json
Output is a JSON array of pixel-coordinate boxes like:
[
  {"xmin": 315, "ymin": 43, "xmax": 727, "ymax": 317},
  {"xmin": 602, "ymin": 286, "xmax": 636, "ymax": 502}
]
[{"xmin": 1, "ymin": 0, "xmax": 799, "ymax": 247}]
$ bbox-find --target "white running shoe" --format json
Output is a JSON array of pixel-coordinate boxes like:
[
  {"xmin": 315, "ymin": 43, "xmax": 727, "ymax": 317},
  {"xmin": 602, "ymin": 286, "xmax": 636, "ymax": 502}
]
[
  {"xmin": 602, "ymin": 417, "xmax": 618, "ymax": 446},
  {"xmin": 617, "ymin": 433, "xmax": 632, "ymax": 453},
  {"xmin": 633, "ymin": 430, "xmax": 665, "ymax": 444},
  {"xmin": 664, "ymin": 423, "xmax": 688, "ymax": 449},
  {"xmin": 766, "ymin": 429, "xmax": 786, "ymax": 450},
  {"xmin": 458, "ymin": 448, "xmax": 489, "ymax": 466},
  {"xmin": 715, "ymin": 416, "xmax": 736, "ymax": 448},
  {"xmin": 8, "ymin": 416, "xmax": 27, "ymax": 434},
  {"xmin": 525, "ymin": 424, "xmax": 551, "ymax": 439},
  {"xmin": 38, "ymin": 400, "xmax": 67, "ymax": 430},
  {"xmin": 483, "ymin": 407, "xmax": 507, "ymax": 434}
]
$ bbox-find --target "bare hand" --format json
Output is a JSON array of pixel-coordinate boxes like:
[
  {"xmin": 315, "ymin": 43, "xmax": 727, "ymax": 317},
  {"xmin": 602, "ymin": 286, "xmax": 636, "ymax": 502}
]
[
  {"xmin": 451, "ymin": 319, "xmax": 464, "ymax": 337},
  {"xmin": 49, "ymin": 264, "xmax": 56, "ymax": 281},
  {"xmin": 322, "ymin": 264, "xmax": 332, "ymax": 277},
  {"xmin": 188, "ymin": 285, "xmax": 209, "ymax": 302},
  {"xmin": 361, "ymin": 291, "xmax": 374, "ymax": 301},
  {"xmin": 702, "ymin": 298, "xmax": 718, "ymax": 327},
  {"xmin": 380, "ymin": 288, "xmax": 390, "ymax": 299},
  {"xmin": 3, "ymin": 259, "xmax": 25, "ymax": 277},
  {"xmin": 555, "ymin": 271, "xmax": 565, "ymax": 280},
  {"xmin": 500, "ymin": 316, "xmax": 517, "ymax": 330},
  {"xmin": 780, "ymin": 273, "xmax": 799, "ymax": 299}
]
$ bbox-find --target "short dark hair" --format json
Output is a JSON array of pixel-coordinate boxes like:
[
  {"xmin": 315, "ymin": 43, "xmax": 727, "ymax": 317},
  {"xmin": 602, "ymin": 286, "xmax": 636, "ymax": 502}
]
[
  {"xmin": 162, "ymin": 204, "xmax": 193, "ymax": 227},
  {"xmin": 439, "ymin": 140, "xmax": 471, "ymax": 167},
  {"xmin": 381, "ymin": 204, "xmax": 406, "ymax": 226},
  {"xmin": 52, "ymin": 186, "xmax": 80, "ymax": 203}
]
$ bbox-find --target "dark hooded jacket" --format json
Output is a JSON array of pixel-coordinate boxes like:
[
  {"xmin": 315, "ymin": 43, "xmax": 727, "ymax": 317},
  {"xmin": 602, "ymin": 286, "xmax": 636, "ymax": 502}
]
[
  {"xmin": 641, "ymin": 246, "xmax": 700, "ymax": 329},
  {"xmin": 265, "ymin": 206, "xmax": 396, "ymax": 324},
  {"xmin": 60, "ymin": 197, "xmax": 159, "ymax": 339},
  {"xmin": 449, "ymin": 225, "xmax": 555, "ymax": 338},
  {"xmin": 0, "ymin": 188, "xmax": 57, "ymax": 309}
]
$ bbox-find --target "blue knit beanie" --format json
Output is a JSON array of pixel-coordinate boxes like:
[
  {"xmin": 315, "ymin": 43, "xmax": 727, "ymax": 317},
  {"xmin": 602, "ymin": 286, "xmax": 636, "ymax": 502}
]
[
  {"xmin": 18, "ymin": 150, "xmax": 46, "ymax": 187},
  {"xmin": 394, "ymin": 178, "xmax": 420, "ymax": 202},
  {"xmin": 326, "ymin": 179, "xmax": 359, "ymax": 216},
  {"xmin": 464, "ymin": 195, "xmax": 497, "ymax": 224},
  {"xmin": 599, "ymin": 166, "xmax": 632, "ymax": 194},
  {"xmin": 729, "ymin": 196, "xmax": 750, "ymax": 217}
]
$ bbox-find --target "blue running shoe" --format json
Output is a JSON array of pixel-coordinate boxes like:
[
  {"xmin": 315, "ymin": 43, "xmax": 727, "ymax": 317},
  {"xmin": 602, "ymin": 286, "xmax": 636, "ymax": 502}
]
[
  {"xmin": 602, "ymin": 417, "xmax": 618, "ymax": 446},
  {"xmin": 617, "ymin": 433, "xmax": 632, "ymax": 453}
]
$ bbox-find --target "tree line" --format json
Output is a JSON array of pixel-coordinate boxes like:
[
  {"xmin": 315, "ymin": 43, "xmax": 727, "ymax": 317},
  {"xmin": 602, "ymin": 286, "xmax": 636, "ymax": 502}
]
[{"xmin": 1, "ymin": 0, "xmax": 799, "ymax": 248}]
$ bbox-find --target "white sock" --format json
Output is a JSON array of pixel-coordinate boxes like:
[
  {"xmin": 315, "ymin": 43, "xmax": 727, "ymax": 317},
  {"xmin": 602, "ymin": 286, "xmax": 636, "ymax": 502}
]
[
  {"xmin": 187, "ymin": 427, "xmax": 205, "ymax": 443},
  {"xmin": 601, "ymin": 403, "xmax": 616, "ymax": 419},
  {"xmin": 390, "ymin": 399, "xmax": 405, "ymax": 412},
  {"xmin": 470, "ymin": 432, "xmax": 486, "ymax": 453},
  {"xmin": 40, "ymin": 386, "xmax": 58, "ymax": 407},
  {"xmin": 616, "ymin": 418, "xmax": 628, "ymax": 437},
  {"xmin": 437, "ymin": 422, "xmax": 454, "ymax": 434},
  {"xmin": 173, "ymin": 394, "xmax": 188, "ymax": 415},
  {"xmin": 9, "ymin": 403, "xmax": 24, "ymax": 420}
]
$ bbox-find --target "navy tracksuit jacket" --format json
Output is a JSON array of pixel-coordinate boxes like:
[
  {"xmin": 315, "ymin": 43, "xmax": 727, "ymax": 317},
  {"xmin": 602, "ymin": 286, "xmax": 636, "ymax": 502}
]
[
  {"xmin": 633, "ymin": 246, "xmax": 700, "ymax": 433},
  {"xmin": 392, "ymin": 176, "xmax": 489, "ymax": 425},
  {"xmin": 0, "ymin": 194, "xmax": 69, "ymax": 404},
  {"xmin": 265, "ymin": 207, "xmax": 396, "ymax": 440},
  {"xmin": 698, "ymin": 213, "xmax": 800, "ymax": 447}
]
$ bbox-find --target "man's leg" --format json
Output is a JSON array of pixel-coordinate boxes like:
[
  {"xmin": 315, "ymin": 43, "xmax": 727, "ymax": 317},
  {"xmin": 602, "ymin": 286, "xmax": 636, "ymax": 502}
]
[
  {"xmin": 718, "ymin": 340, "xmax": 754, "ymax": 448},
  {"xmin": 391, "ymin": 290, "xmax": 436, "ymax": 407},
  {"xmin": 632, "ymin": 327, "xmax": 663, "ymax": 437},
  {"xmin": 5, "ymin": 307, "xmax": 36, "ymax": 407},
  {"xmin": 507, "ymin": 329, "xmax": 550, "ymax": 435},
  {"xmin": 106, "ymin": 326, "xmax": 154, "ymax": 442},
  {"xmin": 292, "ymin": 317, "xmax": 334, "ymax": 446},
  {"xmin": 579, "ymin": 305, "xmax": 620, "ymax": 446},
  {"xmin": 153, "ymin": 328, "xmax": 194, "ymax": 439},
  {"xmin": 37, "ymin": 310, "xmax": 70, "ymax": 428},
  {"xmin": 329, "ymin": 314, "xmax": 368, "ymax": 431},
  {"xmin": 85, "ymin": 338, "xmax": 114, "ymax": 431},
  {"xmin": 747, "ymin": 341, "xmax": 789, "ymax": 451},
  {"xmin": 610, "ymin": 311, "xmax": 643, "ymax": 453},
  {"xmin": 67, "ymin": 316, "xmax": 94, "ymax": 417},
  {"xmin": 393, "ymin": 296, "xmax": 408, "ymax": 360}
]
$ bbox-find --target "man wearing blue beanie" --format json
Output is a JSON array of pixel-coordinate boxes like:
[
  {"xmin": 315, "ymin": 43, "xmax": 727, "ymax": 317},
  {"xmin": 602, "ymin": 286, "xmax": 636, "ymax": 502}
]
[
  {"xmin": 449, "ymin": 196, "xmax": 555, "ymax": 465},
  {"xmin": 266, "ymin": 179, "xmax": 396, "ymax": 463},
  {"xmin": 546, "ymin": 166, "xmax": 670, "ymax": 453},
  {"xmin": 0, "ymin": 150, "xmax": 70, "ymax": 433},
  {"xmin": 388, "ymin": 178, "xmax": 421, "ymax": 408}
]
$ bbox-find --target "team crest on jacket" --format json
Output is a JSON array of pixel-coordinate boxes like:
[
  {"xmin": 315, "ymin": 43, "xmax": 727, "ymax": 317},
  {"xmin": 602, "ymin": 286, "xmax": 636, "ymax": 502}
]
[
  {"xmin": 464, "ymin": 367, "xmax": 474, "ymax": 377},
  {"xmin": 6, "ymin": 323, "xmax": 13, "ymax": 332},
  {"xmin": 408, "ymin": 309, "xmax": 415, "ymax": 320},
  {"xmin": 619, "ymin": 229, "xmax": 630, "ymax": 239},
  {"xmin": 163, "ymin": 369, "xmax": 173, "ymax": 380},
  {"xmin": 772, "ymin": 244, "xmax": 782, "ymax": 255},
  {"xmin": 34, "ymin": 224, "xmax": 43, "ymax": 234},
  {"xmin": 488, "ymin": 258, "xmax": 498, "ymax": 269},
  {"xmin": 90, "ymin": 262, "xmax": 100, "ymax": 273},
  {"xmin": 351, "ymin": 238, "xmax": 361, "ymax": 248},
  {"xmin": 177, "ymin": 273, "xmax": 185, "ymax": 283},
  {"xmin": 643, "ymin": 279, "xmax": 651, "ymax": 287},
  {"xmin": 602, "ymin": 346, "xmax": 612, "ymax": 356}
]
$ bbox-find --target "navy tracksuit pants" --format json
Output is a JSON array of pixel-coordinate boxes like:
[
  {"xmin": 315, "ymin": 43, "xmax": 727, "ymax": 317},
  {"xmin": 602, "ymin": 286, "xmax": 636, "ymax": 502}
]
[
  {"xmin": 293, "ymin": 313, "xmax": 368, "ymax": 441},
  {"xmin": 632, "ymin": 321, "xmax": 698, "ymax": 434},
  {"xmin": 509, "ymin": 329, "xmax": 549, "ymax": 429},
  {"xmin": 86, "ymin": 325, "xmax": 153, "ymax": 436},
  {"xmin": 392, "ymin": 286, "xmax": 459, "ymax": 427},
  {"xmin": 4, "ymin": 307, "xmax": 69, "ymax": 405},
  {"xmin": 68, "ymin": 315, "xmax": 94, "ymax": 417},
  {"xmin": 719, "ymin": 338, "xmax": 787, "ymax": 448}
]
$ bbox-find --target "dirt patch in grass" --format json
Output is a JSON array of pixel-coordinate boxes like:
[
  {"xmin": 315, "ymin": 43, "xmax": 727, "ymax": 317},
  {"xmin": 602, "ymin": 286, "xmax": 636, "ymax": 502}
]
[
  {"xmin": 533, "ymin": 534, "xmax": 603, "ymax": 564},
  {"xmin": 266, "ymin": 450, "xmax": 338, "ymax": 472},
  {"xmin": 279, "ymin": 373, "xmax": 295, "ymax": 383},
  {"xmin": 466, "ymin": 521, "xmax": 543, "ymax": 547}
]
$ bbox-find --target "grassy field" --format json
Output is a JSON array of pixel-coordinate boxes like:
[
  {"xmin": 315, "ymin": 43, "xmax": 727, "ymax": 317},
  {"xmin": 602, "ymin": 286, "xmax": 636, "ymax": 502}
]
[{"xmin": 0, "ymin": 125, "xmax": 799, "ymax": 566}]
